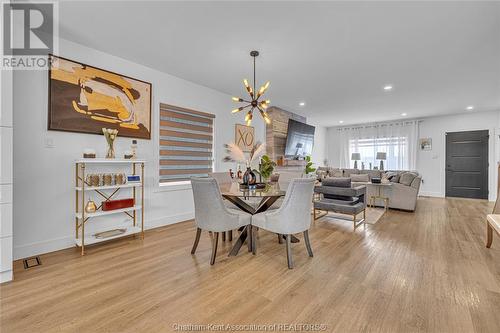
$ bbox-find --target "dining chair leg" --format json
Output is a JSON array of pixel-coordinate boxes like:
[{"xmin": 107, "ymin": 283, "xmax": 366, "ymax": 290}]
[
  {"xmin": 313, "ymin": 208, "xmax": 317, "ymax": 220},
  {"xmin": 222, "ymin": 231, "xmax": 226, "ymax": 242},
  {"xmin": 303, "ymin": 230, "xmax": 313, "ymax": 257},
  {"xmin": 247, "ymin": 225, "xmax": 253, "ymax": 252},
  {"xmin": 228, "ymin": 230, "xmax": 233, "ymax": 241},
  {"xmin": 191, "ymin": 227, "xmax": 202, "ymax": 254},
  {"xmin": 252, "ymin": 226, "xmax": 257, "ymax": 255},
  {"xmin": 277, "ymin": 234, "xmax": 283, "ymax": 244},
  {"xmin": 486, "ymin": 222, "xmax": 493, "ymax": 248},
  {"xmin": 286, "ymin": 235, "xmax": 293, "ymax": 269},
  {"xmin": 353, "ymin": 214, "xmax": 356, "ymax": 230},
  {"xmin": 210, "ymin": 232, "xmax": 219, "ymax": 265}
]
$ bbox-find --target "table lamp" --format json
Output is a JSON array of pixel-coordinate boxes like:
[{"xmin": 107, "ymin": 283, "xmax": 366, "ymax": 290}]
[
  {"xmin": 351, "ymin": 152, "xmax": 361, "ymax": 169},
  {"xmin": 376, "ymin": 152, "xmax": 387, "ymax": 171}
]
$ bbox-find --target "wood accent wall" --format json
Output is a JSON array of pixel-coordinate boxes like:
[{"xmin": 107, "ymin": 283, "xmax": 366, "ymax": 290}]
[{"xmin": 266, "ymin": 106, "xmax": 306, "ymax": 162}]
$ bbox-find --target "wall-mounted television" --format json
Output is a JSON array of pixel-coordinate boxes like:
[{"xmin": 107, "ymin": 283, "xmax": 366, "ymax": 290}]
[{"xmin": 284, "ymin": 119, "xmax": 315, "ymax": 158}]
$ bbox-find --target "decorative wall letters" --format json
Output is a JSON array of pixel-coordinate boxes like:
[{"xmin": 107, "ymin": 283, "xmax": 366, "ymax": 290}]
[{"xmin": 235, "ymin": 124, "xmax": 255, "ymax": 152}]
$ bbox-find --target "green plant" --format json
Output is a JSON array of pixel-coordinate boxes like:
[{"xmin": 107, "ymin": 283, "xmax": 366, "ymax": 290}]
[
  {"xmin": 259, "ymin": 155, "xmax": 276, "ymax": 180},
  {"xmin": 304, "ymin": 156, "xmax": 316, "ymax": 174}
]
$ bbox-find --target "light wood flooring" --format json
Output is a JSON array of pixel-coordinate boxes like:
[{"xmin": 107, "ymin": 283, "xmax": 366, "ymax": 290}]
[{"xmin": 1, "ymin": 197, "xmax": 499, "ymax": 332}]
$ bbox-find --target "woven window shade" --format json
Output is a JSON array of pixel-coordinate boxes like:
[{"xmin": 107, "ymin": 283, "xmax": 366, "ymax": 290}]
[{"xmin": 159, "ymin": 104, "xmax": 214, "ymax": 183}]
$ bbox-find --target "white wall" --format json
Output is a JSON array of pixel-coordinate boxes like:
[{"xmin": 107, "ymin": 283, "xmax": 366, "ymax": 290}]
[
  {"xmin": 12, "ymin": 38, "xmax": 264, "ymax": 259},
  {"xmin": 310, "ymin": 124, "xmax": 326, "ymax": 167},
  {"xmin": 1, "ymin": 68, "xmax": 14, "ymax": 282},
  {"xmin": 326, "ymin": 110, "xmax": 500, "ymax": 201}
]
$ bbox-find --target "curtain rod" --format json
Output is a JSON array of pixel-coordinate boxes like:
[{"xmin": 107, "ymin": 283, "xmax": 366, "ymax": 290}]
[{"xmin": 334, "ymin": 119, "xmax": 422, "ymax": 131}]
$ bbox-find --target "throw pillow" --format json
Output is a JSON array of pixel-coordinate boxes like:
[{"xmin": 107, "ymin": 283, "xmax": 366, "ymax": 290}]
[
  {"xmin": 385, "ymin": 171, "xmax": 400, "ymax": 183},
  {"xmin": 399, "ymin": 172, "xmax": 418, "ymax": 186},
  {"xmin": 330, "ymin": 168, "xmax": 343, "ymax": 177},
  {"xmin": 350, "ymin": 174, "xmax": 369, "ymax": 182}
]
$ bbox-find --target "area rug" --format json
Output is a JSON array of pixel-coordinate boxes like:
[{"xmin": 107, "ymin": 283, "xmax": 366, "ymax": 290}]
[{"xmin": 315, "ymin": 207, "xmax": 386, "ymax": 225}]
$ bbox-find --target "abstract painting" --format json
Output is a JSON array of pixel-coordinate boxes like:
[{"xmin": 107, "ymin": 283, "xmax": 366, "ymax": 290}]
[{"xmin": 48, "ymin": 55, "xmax": 152, "ymax": 139}]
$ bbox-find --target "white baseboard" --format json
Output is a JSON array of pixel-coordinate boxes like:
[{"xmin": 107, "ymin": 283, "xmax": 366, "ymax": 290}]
[
  {"xmin": 419, "ymin": 191, "xmax": 496, "ymax": 202},
  {"xmin": 418, "ymin": 191, "xmax": 444, "ymax": 198},
  {"xmin": 14, "ymin": 235, "xmax": 73, "ymax": 260},
  {"xmin": 13, "ymin": 212, "xmax": 195, "ymax": 260},
  {"xmin": 145, "ymin": 212, "xmax": 194, "ymax": 230},
  {"xmin": 0, "ymin": 270, "xmax": 12, "ymax": 283}
]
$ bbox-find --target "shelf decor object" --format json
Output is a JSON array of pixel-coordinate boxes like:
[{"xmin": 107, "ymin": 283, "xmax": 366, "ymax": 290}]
[
  {"xmin": 85, "ymin": 199, "xmax": 97, "ymax": 213},
  {"xmin": 231, "ymin": 50, "xmax": 271, "ymax": 126},
  {"xmin": 102, "ymin": 198, "xmax": 134, "ymax": 211},
  {"xmin": 95, "ymin": 229, "xmax": 127, "ymax": 239},
  {"xmin": 74, "ymin": 158, "xmax": 145, "ymax": 255},
  {"xmin": 103, "ymin": 128, "xmax": 118, "ymax": 159}
]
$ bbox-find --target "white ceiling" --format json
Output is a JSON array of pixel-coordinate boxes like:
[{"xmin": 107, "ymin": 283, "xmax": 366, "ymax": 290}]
[{"xmin": 56, "ymin": 1, "xmax": 500, "ymax": 127}]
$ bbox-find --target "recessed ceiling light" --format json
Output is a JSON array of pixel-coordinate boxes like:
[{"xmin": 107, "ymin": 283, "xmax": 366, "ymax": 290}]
[
  {"xmin": 339, "ymin": 120, "xmax": 344, "ymax": 124},
  {"xmin": 383, "ymin": 85, "xmax": 393, "ymax": 91},
  {"xmin": 466, "ymin": 105, "xmax": 474, "ymax": 111},
  {"xmin": 299, "ymin": 102, "xmax": 306, "ymax": 106},
  {"xmin": 401, "ymin": 113, "xmax": 407, "ymax": 116}
]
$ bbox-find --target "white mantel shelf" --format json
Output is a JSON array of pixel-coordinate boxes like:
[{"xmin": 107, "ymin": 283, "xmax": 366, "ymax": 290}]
[{"xmin": 75, "ymin": 158, "xmax": 146, "ymax": 164}]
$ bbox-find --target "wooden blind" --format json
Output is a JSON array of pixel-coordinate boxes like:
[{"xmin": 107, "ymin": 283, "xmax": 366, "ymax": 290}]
[{"xmin": 159, "ymin": 103, "xmax": 215, "ymax": 183}]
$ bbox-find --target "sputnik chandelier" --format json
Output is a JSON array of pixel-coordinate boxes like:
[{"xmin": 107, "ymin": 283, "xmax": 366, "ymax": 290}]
[{"xmin": 231, "ymin": 50, "xmax": 271, "ymax": 126}]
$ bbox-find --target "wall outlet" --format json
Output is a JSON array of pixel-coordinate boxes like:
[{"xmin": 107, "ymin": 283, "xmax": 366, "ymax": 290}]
[{"xmin": 44, "ymin": 137, "xmax": 55, "ymax": 148}]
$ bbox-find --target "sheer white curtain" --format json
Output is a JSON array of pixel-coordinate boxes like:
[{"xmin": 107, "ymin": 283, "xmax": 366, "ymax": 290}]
[{"xmin": 338, "ymin": 120, "xmax": 418, "ymax": 170}]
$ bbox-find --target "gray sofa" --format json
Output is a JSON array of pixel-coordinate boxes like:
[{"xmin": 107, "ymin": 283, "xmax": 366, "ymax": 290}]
[{"xmin": 316, "ymin": 167, "xmax": 421, "ymax": 211}]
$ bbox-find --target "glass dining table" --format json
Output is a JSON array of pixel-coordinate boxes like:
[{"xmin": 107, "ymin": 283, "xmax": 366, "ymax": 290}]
[{"xmin": 219, "ymin": 182, "xmax": 298, "ymax": 256}]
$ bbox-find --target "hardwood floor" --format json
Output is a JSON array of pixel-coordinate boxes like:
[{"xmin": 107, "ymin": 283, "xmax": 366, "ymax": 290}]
[{"xmin": 1, "ymin": 197, "xmax": 499, "ymax": 332}]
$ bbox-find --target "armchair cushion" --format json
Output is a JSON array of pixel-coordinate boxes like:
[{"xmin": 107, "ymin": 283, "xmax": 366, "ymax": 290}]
[{"xmin": 322, "ymin": 177, "xmax": 351, "ymax": 188}]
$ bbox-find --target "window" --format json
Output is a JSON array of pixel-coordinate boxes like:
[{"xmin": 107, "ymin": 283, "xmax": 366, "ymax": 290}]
[
  {"xmin": 349, "ymin": 136, "xmax": 408, "ymax": 170},
  {"xmin": 159, "ymin": 103, "xmax": 214, "ymax": 184}
]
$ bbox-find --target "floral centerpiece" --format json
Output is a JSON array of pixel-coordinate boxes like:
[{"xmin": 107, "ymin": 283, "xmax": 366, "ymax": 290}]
[
  {"xmin": 223, "ymin": 142, "xmax": 266, "ymax": 185},
  {"xmin": 102, "ymin": 128, "xmax": 118, "ymax": 159}
]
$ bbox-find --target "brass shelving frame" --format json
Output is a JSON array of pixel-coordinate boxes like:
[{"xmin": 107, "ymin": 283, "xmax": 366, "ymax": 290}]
[{"xmin": 74, "ymin": 159, "xmax": 145, "ymax": 255}]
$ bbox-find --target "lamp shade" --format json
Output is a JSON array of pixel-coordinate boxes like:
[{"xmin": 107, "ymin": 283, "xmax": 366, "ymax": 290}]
[
  {"xmin": 351, "ymin": 153, "xmax": 361, "ymax": 160},
  {"xmin": 376, "ymin": 152, "xmax": 387, "ymax": 160}
]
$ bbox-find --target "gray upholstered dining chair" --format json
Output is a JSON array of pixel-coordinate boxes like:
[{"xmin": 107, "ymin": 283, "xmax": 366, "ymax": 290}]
[
  {"xmin": 190, "ymin": 177, "xmax": 252, "ymax": 265},
  {"xmin": 209, "ymin": 171, "xmax": 237, "ymax": 240},
  {"xmin": 251, "ymin": 178, "xmax": 315, "ymax": 269}
]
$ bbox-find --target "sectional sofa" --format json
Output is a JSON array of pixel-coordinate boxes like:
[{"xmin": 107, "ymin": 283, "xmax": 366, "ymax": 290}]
[{"xmin": 316, "ymin": 167, "xmax": 422, "ymax": 211}]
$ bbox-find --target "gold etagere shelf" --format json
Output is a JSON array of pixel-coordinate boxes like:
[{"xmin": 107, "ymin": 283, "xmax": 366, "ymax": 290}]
[{"xmin": 75, "ymin": 158, "xmax": 145, "ymax": 255}]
